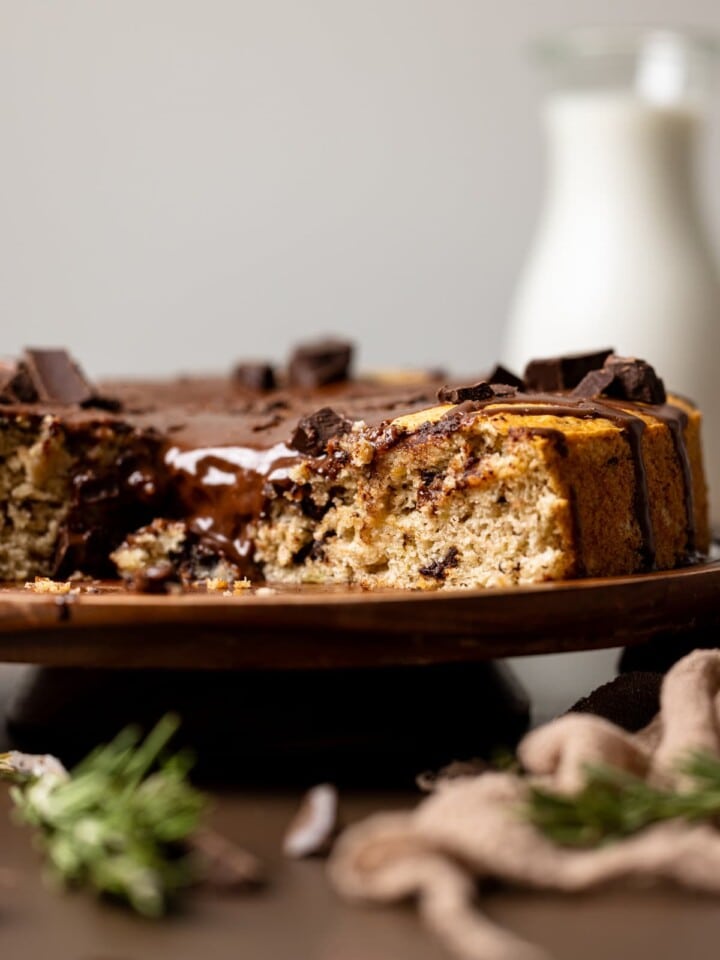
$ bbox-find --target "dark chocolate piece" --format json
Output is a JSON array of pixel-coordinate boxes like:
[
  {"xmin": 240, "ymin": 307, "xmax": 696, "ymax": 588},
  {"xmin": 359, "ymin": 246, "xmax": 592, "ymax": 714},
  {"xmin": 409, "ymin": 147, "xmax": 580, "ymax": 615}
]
[
  {"xmin": 571, "ymin": 368, "xmax": 616, "ymax": 399},
  {"xmin": 80, "ymin": 393, "xmax": 124, "ymax": 413},
  {"xmin": 23, "ymin": 348, "xmax": 94, "ymax": 405},
  {"xmin": 568, "ymin": 671, "xmax": 662, "ymax": 733},
  {"xmin": 0, "ymin": 364, "xmax": 18, "ymax": 403},
  {"xmin": 523, "ymin": 349, "xmax": 613, "ymax": 392},
  {"xmin": 489, "ymin": 383, "xmax": 518, "ymax": 398},
  {"xmin": 0, "ymin": 361, "xmax": 38, "ymax": 403},
  {"xmin": 233, "ymin": 362, "xmax": 277, "ymax": 392},
  {"xmin": 290, "ymin": 407, "xmax": 352, "ymax": 456},
  {"xmin": 602, "ymin": 356, "xmax": 666, "ymax": 405},
  {"xmin": 419, "ymin": 546, "xmax": 460, "ymax": 581},
  {"xmin": 437, "ymin": 381, "xmax": 494, "ymax": 404},
  {"xmin": 486, "ymin": 364, "xmax": 524, "ymax": 390},
  {"xmin": 572, "ymin": 356, "xmax": 666, "ymax": 405},
  {"xmin": 288, "ymin": 339, "xmax": 353, "ymax": 388},
  {"xmin": 129, "ymin": 561, "xmax": 180, "ymax": 594}
]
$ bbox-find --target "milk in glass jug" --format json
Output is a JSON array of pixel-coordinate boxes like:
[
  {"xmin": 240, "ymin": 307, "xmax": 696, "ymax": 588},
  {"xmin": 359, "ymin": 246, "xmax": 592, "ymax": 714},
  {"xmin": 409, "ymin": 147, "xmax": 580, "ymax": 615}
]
[{"xmin": 504, "ymin": 28, "xmax": 720, "ymax": 520}]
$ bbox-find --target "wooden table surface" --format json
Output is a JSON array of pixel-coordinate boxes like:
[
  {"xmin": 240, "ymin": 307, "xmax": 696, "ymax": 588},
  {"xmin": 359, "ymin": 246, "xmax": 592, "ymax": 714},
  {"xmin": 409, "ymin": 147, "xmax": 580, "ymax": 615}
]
[
  {"xmin": 3, "ymin": 784, "xmax": 720, "ymax": 960},
  {"xmin": 2, "ymin": 657, "xmax": 720, "ymax": 960}
]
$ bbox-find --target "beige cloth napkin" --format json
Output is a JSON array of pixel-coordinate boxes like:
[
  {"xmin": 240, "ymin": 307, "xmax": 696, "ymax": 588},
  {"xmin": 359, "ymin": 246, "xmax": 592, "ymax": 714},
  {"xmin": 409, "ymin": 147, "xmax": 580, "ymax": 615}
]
[{"xmin": 329, "ymin": 649, "xmax": 720, "ymax": 960}]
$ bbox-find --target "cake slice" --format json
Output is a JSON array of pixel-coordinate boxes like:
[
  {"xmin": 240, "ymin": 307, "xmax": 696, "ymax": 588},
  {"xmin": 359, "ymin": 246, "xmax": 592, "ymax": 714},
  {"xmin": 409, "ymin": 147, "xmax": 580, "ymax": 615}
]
[{"xmin": 252, "ymin": 388, "xmax": 707, "ymax": 589}]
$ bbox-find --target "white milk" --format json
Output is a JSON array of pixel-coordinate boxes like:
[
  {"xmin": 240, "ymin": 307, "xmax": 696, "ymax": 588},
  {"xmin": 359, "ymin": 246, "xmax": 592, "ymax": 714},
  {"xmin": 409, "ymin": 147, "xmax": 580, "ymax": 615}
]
[{"xmin": 504, "ymin": 92, "xmax": 720, "ymax": 520}]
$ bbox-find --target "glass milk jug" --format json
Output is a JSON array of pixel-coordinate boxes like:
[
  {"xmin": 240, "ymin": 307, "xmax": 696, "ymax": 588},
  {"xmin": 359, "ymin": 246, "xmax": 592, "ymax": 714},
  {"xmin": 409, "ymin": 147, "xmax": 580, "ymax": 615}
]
[{"xmin": 503, "ymin": 29, "xmax": 720, "ymax": 520}]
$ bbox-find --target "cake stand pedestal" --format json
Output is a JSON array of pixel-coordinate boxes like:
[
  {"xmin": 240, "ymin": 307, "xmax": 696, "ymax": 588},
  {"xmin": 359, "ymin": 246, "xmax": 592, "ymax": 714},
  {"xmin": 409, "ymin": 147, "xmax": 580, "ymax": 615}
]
[{"xmin": 4, "ymin": 660, "xmax": 530, "ymax": 784}]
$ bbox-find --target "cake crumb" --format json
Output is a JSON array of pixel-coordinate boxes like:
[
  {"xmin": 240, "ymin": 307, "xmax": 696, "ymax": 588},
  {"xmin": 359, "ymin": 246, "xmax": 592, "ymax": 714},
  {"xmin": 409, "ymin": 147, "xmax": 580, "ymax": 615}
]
[
  {"xmin": 206, "ymin": 577, "xmax": 230, "ymax": 592},
  {"xmin": 255, "ymin": 586, "xmax": 276, "ymax": 596},
  {"xmin": 24, "ymin": 577, "xmax": 72, "ymax": 595},
  {"xmin": 233, "ymin": 578, "xmax": 252, "ymax": 594}
]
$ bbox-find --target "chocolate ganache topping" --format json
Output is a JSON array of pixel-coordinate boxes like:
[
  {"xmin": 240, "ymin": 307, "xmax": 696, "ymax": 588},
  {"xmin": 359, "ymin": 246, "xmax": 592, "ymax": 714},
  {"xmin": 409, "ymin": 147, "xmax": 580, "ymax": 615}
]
[{"xmin": 0, "ymin": 343, "xmax": 699, "ymax": 578}]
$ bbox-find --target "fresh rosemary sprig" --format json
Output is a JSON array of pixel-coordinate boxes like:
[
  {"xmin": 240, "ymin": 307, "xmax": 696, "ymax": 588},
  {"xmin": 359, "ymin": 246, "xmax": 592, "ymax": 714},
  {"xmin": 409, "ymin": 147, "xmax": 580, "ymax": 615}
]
[
  {"xmin": 1, "ymin": 714, "xmax": 207, "ymax": 916},
  {"xmin": 526, "ymin": 751, "xmax": 720, "ymax": 847}
]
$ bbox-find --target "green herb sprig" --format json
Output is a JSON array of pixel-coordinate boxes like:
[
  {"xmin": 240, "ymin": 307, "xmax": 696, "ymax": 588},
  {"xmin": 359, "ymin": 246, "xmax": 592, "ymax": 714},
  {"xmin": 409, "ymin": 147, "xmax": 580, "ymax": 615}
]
[
  {"xmin": 2, "ymin": 714, "xmax": 207, "ymax": 916},
  {"xmin": 526, "ymin": 751, "xmax": 720, "ymax": 847}
]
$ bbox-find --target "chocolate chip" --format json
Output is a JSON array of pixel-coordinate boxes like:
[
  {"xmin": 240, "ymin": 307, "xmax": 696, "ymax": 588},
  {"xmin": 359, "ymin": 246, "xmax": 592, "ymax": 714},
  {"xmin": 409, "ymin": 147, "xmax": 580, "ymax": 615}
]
[
  {"xmin": 23, "ymin": 348, "xmax": 94, "ymax": 405},
  {"xmin": 233, "ymin": 362, "xmax": 277, "ymax": 392},
  {"xmin": 419, "ymin": 546, "xmax": 460, "ymax": 581},
  {"xmin": 486, "ymin": 364, "xmax": 524, "ymax": 390},
  {"xmin": 288, "ymin": 339, "xmax": 353, "ymax": 388},
  {"xmin": 572, "ymin": 356, "xmax": 666, "ymax": 405},
  {"xmin": 290, "ymin": 407, "xmax": 352, "ymax": 456},
  {"xmin": 524, "ymin": 349, "xmax": 614, "ymax": 392},
  {"xmin": 437, "ymin": 381, "xmax": 494, "ymax": 404}
]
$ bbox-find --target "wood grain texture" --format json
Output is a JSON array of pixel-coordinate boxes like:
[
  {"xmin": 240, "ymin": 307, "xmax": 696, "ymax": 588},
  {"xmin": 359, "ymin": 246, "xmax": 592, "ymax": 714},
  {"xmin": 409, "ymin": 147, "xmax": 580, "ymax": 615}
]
[{"xmin": 1, "ymin": 559, "xmax": 719, "ymax": 670}]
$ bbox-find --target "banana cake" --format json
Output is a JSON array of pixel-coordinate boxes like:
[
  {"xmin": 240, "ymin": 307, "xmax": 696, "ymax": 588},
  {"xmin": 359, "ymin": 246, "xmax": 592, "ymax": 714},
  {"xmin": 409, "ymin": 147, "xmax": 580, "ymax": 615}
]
[{"xmin": 0, "ymin": 343, "xmax": 709, "ymax": 590}]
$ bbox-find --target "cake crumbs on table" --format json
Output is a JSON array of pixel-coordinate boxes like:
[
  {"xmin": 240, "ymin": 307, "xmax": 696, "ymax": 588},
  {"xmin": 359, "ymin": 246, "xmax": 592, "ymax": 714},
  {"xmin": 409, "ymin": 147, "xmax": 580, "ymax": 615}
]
[{"xmin": 24, "ymin": 577, "xmax": 74, "ymax": 595}]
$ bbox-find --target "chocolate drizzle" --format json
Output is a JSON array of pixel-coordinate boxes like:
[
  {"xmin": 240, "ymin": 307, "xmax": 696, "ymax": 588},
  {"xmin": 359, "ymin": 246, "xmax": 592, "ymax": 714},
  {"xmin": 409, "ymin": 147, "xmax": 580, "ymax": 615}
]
[
  {"xmin": 453, "ymin": 391, "xmax": 697, "ymax": 571},
  {"xmin": 654, "ymin": 403, "xmax": 696, "ymax": 555}
]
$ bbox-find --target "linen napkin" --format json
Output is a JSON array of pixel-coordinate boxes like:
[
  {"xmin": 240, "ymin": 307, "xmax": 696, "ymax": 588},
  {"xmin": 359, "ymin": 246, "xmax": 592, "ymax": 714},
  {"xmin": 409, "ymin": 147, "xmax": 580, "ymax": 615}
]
[{"xmin": 329, "ymin": 649, "xmax": 720, "ymax": 960}]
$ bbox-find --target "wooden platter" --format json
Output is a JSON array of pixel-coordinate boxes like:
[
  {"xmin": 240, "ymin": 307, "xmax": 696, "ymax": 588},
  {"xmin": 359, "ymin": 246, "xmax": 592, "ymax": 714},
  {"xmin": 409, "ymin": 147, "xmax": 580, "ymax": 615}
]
[{"xmin": 1, "ymin": 555, "xmax": 719, "ymax": 670}]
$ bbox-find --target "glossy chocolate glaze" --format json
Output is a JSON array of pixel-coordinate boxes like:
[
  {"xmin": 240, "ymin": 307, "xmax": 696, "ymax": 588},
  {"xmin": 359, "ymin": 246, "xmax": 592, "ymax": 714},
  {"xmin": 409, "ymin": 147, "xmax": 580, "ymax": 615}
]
[
  {"xmin": 107, "ymin": 376, "xmax": 443, "ymax": 574},
  {"xmin": 0, "ymin": 371, "xmax": 698, "ymax": 577}
]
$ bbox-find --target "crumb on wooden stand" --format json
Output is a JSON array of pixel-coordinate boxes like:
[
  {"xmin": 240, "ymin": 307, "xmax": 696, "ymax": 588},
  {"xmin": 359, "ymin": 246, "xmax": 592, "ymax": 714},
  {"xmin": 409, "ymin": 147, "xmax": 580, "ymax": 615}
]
[
  {"xmin": 24, "ymin": 577, "xmax": 73, "ymax": 595},
  {"xmin": 203, "ymin": 577, "xmax": 252, "ymax": 594},
  {"xmin": 283, "ymin": 784, "xmax": 339, "ymax": 858}
]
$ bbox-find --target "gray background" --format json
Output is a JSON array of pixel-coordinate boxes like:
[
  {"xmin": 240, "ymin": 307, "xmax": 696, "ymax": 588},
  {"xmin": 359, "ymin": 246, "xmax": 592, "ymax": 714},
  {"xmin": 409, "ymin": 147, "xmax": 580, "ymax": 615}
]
[{"xmin": 2, "ymin": 1, "xmax": 719, "ymax": 378}]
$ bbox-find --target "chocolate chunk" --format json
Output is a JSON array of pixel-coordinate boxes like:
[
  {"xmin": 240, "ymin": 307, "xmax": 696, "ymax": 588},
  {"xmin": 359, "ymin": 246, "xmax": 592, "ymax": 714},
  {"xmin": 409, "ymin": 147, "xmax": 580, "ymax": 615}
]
[
  {"xmin": 129, "ymin": 562, "xmax": 180, "ymax": 594},
  {"xmin": 568, "ymin": 671, "xmax": 662, "ymax": 733},
  {"xmin": 233, "ymin": 362, "xmax": 277, "ymax": 392},
  {"xmin": 602, "ymin": 356, "xmax": 666, "ymax": 404},
  {"xmin": 437, "ymin": 380, "xmax": 517, "ymax": 405},
  {"xmin": 23, "ymin": 348, "xmax": 94, "ymax": 405},
  {"xmin": 486, "ymin": 364, "xmax": 524, "ymax": 390},
  {"xmin": 0, "ymin": 364, "xmax": 20, "ymax": 403},
  {"xmin": 290, "ymin": 407, "xmax": 352, "ymax": 456},
  {"xmin": 288, "ymin": 339, "xmax": 353, "ymax": 388},
  {"xmin": 437, "ymin": 381, "xmax": 494, "ymax": 404},
  {"xmin": 489, "ymin": 383, "xmax": 518, "ymax": 398},
  {"xmin": 572, "ymin": 356, "xmax": 666, "ymax": 405},
  {"xmin": 524, "ymin": 349, "xmax": 614, "ymax": 392},
  {"xmin": 419, "ymin": 546, "xmax": 460, "ymax": 581},
  {"xmin": 80, "ymin": 393, "xmax": 124, "ymax": 413},
  {"xmin": 571, "ymin": 368, "xmax": 616, "ymax": 399},
  {"xmin": 0, "ymin": 361, "xmax": 38, "ymax": 403}
]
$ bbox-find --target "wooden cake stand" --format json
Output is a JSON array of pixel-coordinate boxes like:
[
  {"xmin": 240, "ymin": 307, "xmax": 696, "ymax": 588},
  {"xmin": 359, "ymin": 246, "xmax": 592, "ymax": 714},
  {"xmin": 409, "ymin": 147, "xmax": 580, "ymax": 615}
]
[{"xmin": 1, "ymin": 560, "xmax": 719, "ymax": 781}]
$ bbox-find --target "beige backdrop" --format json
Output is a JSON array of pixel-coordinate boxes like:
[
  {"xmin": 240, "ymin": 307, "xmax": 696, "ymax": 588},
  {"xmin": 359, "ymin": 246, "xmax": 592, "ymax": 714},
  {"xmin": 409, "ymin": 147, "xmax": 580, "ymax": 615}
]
[{"xmin": 1, "ymin": 0, "xmax": 719, "ymax": 379}]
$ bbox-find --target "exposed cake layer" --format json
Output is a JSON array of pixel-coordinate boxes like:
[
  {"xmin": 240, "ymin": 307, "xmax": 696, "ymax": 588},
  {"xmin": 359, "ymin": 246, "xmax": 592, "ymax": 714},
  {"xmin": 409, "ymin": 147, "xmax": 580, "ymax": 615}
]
[
  {"xmin": 252, "ymin": 394, "xmax": 708, "ymax": 589},
  {"xmin": 0, "ymin": 409, "xmax": 163, "ymax": 579}
]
